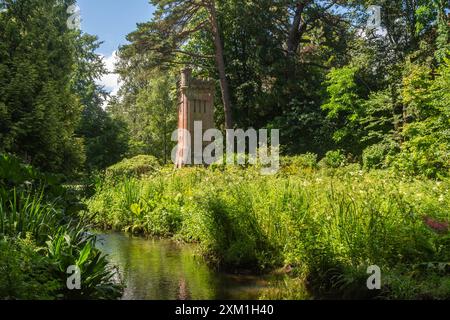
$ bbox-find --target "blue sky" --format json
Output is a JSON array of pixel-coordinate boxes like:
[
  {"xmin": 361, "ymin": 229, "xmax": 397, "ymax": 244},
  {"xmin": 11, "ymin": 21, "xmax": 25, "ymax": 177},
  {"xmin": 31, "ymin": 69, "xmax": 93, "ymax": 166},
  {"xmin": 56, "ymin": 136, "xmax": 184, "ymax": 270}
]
[
  {"xmin": 77, "ymin": 0, "xmax": 155, "ymax": 94},
  {"xmin": 78, "ymin": 0, "xmax": 154, "ymax": 56}
]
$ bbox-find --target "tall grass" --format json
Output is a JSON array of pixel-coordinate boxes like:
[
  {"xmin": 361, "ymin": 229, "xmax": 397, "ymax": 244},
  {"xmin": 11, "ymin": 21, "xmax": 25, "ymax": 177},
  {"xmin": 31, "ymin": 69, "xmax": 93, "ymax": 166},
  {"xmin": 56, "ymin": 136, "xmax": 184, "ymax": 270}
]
[
  {"xmin": 0, "ymin": 190, "xmax": 60, "ymax": 243},
  {"xmin": 86, "ymin": 165, "xmax": 450, "ymax": 299},
  {"xmin": 0, "ymin": 188, "xmax": 123, "ymax": 299},
  {"xmin": 0, "ymin": 154, "xmax": 123, "ymax": 300}
]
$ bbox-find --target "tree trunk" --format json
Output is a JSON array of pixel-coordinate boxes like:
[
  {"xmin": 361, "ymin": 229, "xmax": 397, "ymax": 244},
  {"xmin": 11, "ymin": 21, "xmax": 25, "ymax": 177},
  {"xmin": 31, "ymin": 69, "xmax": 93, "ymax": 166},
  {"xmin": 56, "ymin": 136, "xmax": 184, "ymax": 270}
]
[
  {"xmin": 209, "ymin": 2, "xmax": 234, "ymax": 129},
  {"xmin": 287, "ymin": 1, "xmax": 309, "ymax": 56},
  {"xmin": 284, "ymin": 1, "xmax": 310, "ymax": 87}
]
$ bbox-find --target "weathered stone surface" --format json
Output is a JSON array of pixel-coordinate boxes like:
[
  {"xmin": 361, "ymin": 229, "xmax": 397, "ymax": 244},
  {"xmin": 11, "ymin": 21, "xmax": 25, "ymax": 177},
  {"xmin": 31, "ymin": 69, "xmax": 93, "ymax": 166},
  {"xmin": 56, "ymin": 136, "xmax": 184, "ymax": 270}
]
[{"xmin": 176, "ymin": 68, "xmax": 215, "ymax": 167}]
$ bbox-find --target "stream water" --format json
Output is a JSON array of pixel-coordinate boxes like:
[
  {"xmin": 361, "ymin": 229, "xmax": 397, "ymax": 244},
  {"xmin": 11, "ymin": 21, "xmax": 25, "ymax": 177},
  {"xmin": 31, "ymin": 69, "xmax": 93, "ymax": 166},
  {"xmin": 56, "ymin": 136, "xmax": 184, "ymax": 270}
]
[{"xmin": 96, "ymin": 232, "xmax": 281, "ymax": 300}]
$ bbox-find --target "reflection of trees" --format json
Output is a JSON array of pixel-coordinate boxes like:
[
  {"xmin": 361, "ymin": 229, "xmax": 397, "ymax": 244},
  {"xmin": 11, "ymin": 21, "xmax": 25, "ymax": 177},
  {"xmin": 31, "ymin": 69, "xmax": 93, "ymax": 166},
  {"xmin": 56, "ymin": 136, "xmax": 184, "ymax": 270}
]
[{"xmin": 99, "ymin": 234, "xmax": 216, "ymax": 299}]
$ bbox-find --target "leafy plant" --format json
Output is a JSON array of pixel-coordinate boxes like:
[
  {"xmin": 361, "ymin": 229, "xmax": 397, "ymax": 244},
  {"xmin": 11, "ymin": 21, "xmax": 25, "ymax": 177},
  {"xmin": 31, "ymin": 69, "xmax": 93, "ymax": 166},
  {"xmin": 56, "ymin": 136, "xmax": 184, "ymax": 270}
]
[
  {"xmin": 319, "ymin": 150, "xmax": 348, "ymax": 168},
  {"xmin": 86, "ymin": 162, "xmax": 450, "ymax": 299},
  {"xmin": 105, "ymin": 155, "xmax": 161, "ymax": 182}
]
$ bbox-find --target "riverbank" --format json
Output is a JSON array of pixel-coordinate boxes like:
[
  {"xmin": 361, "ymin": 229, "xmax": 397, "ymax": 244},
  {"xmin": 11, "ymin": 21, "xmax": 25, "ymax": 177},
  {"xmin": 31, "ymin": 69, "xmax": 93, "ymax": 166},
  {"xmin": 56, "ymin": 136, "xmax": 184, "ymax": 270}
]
[
  {"xmin": 0, "ymin": 154, "xmax": 123, "ymax": 300},
  {"xmin": 85, "ymin": 162, "xmax": 450, "ymax": 299},
  {"xmin": 96, "ymin": 232, "xmax": 288, "ymax": 300}
]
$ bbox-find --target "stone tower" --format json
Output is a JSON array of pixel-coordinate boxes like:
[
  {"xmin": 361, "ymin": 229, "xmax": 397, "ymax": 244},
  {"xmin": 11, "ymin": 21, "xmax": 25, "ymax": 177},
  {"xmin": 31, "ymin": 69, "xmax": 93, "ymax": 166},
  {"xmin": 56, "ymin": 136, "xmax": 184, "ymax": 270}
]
[{"xmin": 176, "ymin": 68, "xmax": 215, "ymax": 167}]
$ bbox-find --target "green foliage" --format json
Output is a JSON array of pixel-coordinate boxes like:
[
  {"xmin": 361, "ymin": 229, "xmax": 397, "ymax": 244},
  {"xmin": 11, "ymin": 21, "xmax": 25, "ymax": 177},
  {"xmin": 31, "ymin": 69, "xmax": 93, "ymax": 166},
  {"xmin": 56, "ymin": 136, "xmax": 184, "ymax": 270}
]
[
  {"xmin": 0, "ymin": 191, "xmax": 61, "ymax": 244},
  {"xmin": 0, "ymin": 236, "xmax": 60, "ymax": 300},
  {"xmin": 0, "ymin": 153, "xmax": 66, "ymax": 203},
  {"xmin": 433, "ymin": 0, "xmax": 450, "ymax": 63},
  {"xmin": 86, "ymin": 165, "xmax": 450, "ymax": 299},
  {"xmin": 280, "ymin": 153, "xmax": 318, "ymax": 174},
  {"xmin": 105, "ymin": 155, "xmax": 161, "ymax": 181},
  {"xmin": 389, "ymin": 121, "xmax": 450, "ymax": 179},
  {"xmin": 82, "ymin": 114, "xmax": 129, "ymax": 171},
  {"xmin": 319, "ymin": 150, "xmax": 348, "ymax": 169},
  {"xmin": 0, "ymin": 0, "xmax": 85, "ymax": 176},
  {"xmin": 2, "ymin": 0, "xmax": 449, "ymax": 179},
  {"xmin": 322, "ymin": 67, "xmax": 361, "ymax": 121},
  {"xmin": 110, "ymin": 0, "xmax": 449, "ymax": 171},
  {"xmin": 73, "ymin": 34, "xmax": 130, "ymax": 172},
  {"xmin": 259, "ymin": 278, "xmax": 311, "ymax": 300},
  {"xmin": 184, "ymin": 185, "xmax": 279, "ymax": 271},
  {"xmin": 131, "ymin": 73, "xmax": 177, "ymax": 162},
  {"xmin": 388, "ymin": 58, "xmax": 450, "ymax": 179},
  {"xmin": 0, "ymin": 154, "xmax": 123, "ymax": 300},
  {"xmin": 363, "ymin": 141, "xmax": 399, "ymax": 170},
  {"xmin": 115, "ymin": 0, "xmax": 357, "ymax": 155},
  {"xmin": 0, "ymin": 153, "xmax": 41, "ymax": 188},
  {"xmin": 359, "ymin": 90, "xmax": 398, "ymax": 147},
  {"xmin": 107, "ymin": 70, "xmax": 177, "ymax": 163},
  {"xmin": 46, "ymin": 226, "xmax": 123, "ymax": 299},
  {"xmin": 1, "ymin": 0, "xmax": 449, "ymax": 301},
  {"xmin": 321, "ymin": 66, "xmax": 367, "ymax": 153}
]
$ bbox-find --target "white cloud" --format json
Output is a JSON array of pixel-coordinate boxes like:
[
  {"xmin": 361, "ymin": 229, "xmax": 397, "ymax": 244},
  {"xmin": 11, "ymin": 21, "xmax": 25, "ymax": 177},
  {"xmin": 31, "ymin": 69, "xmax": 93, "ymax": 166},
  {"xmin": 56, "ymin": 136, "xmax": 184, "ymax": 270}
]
[
  {"xmin": 356, "ymin": 26, "xmax": 388, "ymax": 39},
  {"xmin": 98, "ymin": 51, "xmax": 121, "ymax": 97}
]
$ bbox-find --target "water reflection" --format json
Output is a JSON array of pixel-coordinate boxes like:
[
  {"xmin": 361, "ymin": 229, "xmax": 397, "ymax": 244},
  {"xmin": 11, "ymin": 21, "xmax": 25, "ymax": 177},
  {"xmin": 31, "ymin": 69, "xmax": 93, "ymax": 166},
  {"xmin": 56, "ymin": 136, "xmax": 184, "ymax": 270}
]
[{"xmin": 96, "ymin": 232, "xmax": 276, "ymax": 300}]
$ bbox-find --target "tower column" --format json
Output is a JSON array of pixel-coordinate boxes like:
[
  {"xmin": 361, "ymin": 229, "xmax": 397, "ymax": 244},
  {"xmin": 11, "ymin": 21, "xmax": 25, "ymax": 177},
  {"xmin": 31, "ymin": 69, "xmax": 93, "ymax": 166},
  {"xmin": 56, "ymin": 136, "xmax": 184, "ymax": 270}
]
[{"xmin": 176, "ymin": 68, "xmax": 215, "ymax": 167}]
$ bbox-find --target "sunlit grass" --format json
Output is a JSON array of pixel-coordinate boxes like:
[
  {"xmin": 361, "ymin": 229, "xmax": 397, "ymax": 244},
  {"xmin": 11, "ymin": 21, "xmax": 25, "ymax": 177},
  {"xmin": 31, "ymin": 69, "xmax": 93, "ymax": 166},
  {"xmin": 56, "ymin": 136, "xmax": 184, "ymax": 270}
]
[{"xmin": 86, "ymin": 164, "xmax": 450, "ymax": 299}]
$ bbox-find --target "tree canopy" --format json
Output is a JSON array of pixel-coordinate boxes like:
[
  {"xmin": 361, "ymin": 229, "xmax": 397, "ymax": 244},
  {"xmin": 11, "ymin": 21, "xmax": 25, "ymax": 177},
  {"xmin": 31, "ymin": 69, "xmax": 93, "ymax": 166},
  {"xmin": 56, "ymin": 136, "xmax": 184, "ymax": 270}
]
[{"xmin": 0, "ymin": 0, "xmax": 449, "ymax": 178}]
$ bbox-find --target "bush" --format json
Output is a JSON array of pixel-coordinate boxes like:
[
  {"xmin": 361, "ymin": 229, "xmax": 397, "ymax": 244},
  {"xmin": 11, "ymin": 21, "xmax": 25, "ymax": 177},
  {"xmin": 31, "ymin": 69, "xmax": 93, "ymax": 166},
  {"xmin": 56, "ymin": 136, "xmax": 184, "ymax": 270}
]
[
  {"xmin": 0, "ymin": 154, "xmax": 123, "ymax": 300},
  {"xmin": 0, "ymin": 153, "xmax": 67, "ymax": 205},
  {"xmin": 362, "ymin": 141, "xmax": 399, "ymax": 170},
  {"xmin": 281, "ymin": 153, "xmax": 318, "ymax": 173},
  {"xmin": 0, "ymin": 236, "xmax": 60, "ymax": 300},
  {"xmin": 319, "ymin": 150, "xmax": 347, "ymax": 168},
  {"xmin": 184, "ymin": 189, "xmax": 279, "ymax": 271},
  {"xmin": 87, "ymin": 176, "xmax": 184, "ymax": 237},
  {"xmin": 105, "ymin": 155, "xmax": 160, "ymax": 181},
  {"xmin": 387, "ymin": 124, "xmax": 450, "ymax": 179}
]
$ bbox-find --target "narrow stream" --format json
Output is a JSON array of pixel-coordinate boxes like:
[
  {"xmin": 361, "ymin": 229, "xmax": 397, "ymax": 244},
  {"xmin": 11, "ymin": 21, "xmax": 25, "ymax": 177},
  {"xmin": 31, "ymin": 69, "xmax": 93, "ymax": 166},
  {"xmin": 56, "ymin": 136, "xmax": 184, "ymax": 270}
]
[{"xmin": 96, "ymin": 232, "xmax": 281, "ymax": 300}]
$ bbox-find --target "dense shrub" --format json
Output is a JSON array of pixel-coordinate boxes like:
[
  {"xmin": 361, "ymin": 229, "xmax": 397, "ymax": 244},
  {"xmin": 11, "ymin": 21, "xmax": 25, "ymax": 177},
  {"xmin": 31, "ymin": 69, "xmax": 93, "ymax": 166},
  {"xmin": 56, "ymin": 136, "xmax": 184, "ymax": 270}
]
[
  {"xmin": 387, "ymin": 123, "xmax": 450, "ymax": 179},
  {"xmin": 319, "ymin": 150, "xmax": 348, "ymax": 168},
  {"xmin": 0, "ymin": 236, "xmax": 59, "ymax": 300},
  {"xmin": 0, "ymin": 154, "xmax": 123, "ymax": 300},
  {"xmin": 388, "ymin": 59, "xmax": 450, "ymax": 179},
  {"xmin": 105, "ymin": 155, "xmax": 160, "ymax": 181},
  {"xmin": 281, "ymin": 153, "xmax": 318, "ymax": 174},
  {"xmin": 362, "ymin": 141, "xmax": 399, "ymax": 170},
  {"xmin": 181, "ymin": 186, "xmax": 280, "ymax": 271},
  {"xmin": 0, "ymin": 154, "xmax": 65, "ymax": 200}
]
